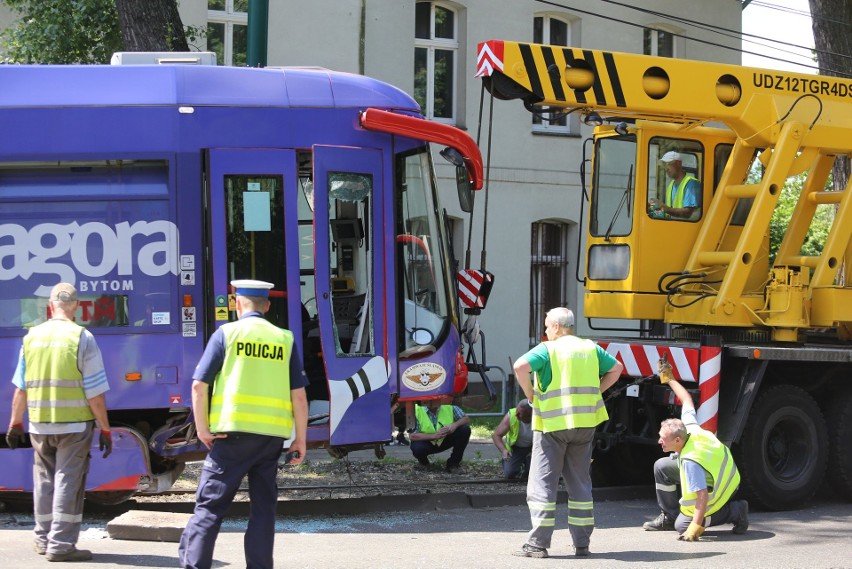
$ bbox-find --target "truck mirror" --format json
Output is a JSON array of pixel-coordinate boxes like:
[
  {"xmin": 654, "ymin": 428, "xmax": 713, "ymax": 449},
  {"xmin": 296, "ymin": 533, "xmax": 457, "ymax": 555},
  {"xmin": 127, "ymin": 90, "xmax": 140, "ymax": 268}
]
[{"xmin": 456, "ymin": 165, "xmax": 474, "ymax": 213}]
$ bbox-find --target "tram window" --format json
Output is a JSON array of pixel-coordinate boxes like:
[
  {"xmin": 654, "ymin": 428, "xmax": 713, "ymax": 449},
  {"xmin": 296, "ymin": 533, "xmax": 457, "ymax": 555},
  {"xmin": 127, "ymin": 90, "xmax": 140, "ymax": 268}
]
[
  {"xmin": 223, "ymin": 174, "xmax": 288, "ymax": 328},
  {"xmin": 327, "ymin": 172, "xmax": 373, "ymax": 356}
]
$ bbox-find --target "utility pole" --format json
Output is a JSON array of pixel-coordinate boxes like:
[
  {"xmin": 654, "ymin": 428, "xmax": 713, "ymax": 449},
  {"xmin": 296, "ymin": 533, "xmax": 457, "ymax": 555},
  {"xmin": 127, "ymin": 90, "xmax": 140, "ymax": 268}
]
[{"xmin": 246, "ymin": 0, "xmax": 269, "ymax": 67}]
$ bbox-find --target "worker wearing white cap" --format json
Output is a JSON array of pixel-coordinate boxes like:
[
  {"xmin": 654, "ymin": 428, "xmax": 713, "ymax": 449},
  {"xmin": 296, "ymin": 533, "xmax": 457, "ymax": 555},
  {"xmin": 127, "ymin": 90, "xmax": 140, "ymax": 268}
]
[
  {"xmin": 649, "ymin": 151, "xmax": 701, "ymax": 220},
  {"xmin": 179, "ymin": 279, "xmax": 308, "ymax": 569}
]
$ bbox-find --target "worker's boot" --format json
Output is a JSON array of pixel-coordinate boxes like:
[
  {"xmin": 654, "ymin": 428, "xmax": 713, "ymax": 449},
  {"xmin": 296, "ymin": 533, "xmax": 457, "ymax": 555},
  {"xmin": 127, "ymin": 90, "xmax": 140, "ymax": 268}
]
[
  {"xmin": 643, "ymin": 512, "xmax": 675, "ymax": 531},
  {"xmin": 732, "ymin": 500, "xmax": 749, "ymax": 534}
]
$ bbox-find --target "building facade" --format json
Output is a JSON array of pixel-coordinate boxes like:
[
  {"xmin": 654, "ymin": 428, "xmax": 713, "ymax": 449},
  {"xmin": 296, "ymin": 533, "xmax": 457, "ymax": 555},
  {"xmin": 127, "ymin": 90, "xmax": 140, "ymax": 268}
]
[{"xmin": 0, "ymin": 0, "xmax": 743, "ymax": 381}]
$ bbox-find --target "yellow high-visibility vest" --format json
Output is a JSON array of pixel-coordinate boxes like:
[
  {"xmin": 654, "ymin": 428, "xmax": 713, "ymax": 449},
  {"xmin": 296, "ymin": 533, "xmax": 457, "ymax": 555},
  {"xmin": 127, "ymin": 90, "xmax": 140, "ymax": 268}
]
[
  {"xmin": 678, "ymin": 427, "xmax": 740, "ymax": 517},
  {"xmin": 532, "ymin": 336, "xmax": 607, "ymax": 432},
  {"xmin": 209, "ymin": 317, "xmax": 294, "ymax": 438},
  {"xmin": 24, "ymin": 319, "xmax": 94, "ymax": 423}
]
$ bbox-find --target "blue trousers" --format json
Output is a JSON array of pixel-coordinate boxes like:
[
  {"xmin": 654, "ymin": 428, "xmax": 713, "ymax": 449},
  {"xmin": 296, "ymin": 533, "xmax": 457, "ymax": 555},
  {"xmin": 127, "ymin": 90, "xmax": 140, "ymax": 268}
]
[
  {"xmin": 178, "ymin": 433, "xmax": 283, "ymax": 569},
  {"xmin": 410, "ymin": 424, "xmax": 471, "ymax": 466}
]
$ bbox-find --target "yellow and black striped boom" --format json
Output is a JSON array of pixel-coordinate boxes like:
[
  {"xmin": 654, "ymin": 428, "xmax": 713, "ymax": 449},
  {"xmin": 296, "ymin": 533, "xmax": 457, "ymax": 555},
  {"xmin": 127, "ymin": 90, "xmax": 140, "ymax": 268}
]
[{"xmin": 476, "ymin": 39, "xmax": 852, "ymax": 150}]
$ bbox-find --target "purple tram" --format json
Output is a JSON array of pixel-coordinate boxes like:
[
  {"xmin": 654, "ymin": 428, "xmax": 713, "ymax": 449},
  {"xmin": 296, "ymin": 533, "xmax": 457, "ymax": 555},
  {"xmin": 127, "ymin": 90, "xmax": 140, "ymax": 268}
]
[{"xmin": 0, "ymin": 61, "xmax": 483, "ymax": 502}]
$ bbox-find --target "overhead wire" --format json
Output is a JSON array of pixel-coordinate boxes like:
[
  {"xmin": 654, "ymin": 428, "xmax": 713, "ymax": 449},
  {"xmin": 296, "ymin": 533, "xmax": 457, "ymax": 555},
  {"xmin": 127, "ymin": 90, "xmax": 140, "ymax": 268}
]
[
  {"xmin": 532, "ymin": 0, "xmax": 851, "ymax": 78},
  {"xmin": 592, "ymin": 0, "xmax": 851, "ymax": 70}
]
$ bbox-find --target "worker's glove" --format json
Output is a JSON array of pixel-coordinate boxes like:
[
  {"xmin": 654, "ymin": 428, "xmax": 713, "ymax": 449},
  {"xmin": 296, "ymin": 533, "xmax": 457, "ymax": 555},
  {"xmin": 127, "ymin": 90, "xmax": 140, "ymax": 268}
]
[
  {"xmin": 99, "ymin": 429, "xmax": 113, "ymax": 458},
  {"xmin": 6, "ymin": 423, "xmax": 25, "ymax": 450},
  {"xmin": 658, "ymin": 358, "xmax": 675, "ymax": 385},
  {"xmin": 677, "ymin": 521, "xmax": 704, "ymax": 541}
]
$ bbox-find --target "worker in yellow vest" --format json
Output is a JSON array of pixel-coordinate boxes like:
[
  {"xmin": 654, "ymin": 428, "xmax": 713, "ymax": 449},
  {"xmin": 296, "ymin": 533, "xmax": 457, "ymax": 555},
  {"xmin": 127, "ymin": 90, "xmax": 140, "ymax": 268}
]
[
  {"xmin": 179, "ymin": 280, "xmax": 308, "ymax": 569},
  {"xmin": 491, "ymin": 399, "xmax": 533, "ymax": 480},
  {"xmin": 6, "ymin": 282, "xmax": 112, "ymax": 563},
  {"xmin": 649, "ymin": 151, "xmax": 701, "ymax": 220},
  {"xmin": 512, "ymin": 307, "xmax": 623, "ymax": 559},
  {"xmin": 643, "ymin": 362, "xmax": 748, "ymax": 540},
  {"xmin": 410, "ymin": 398, "xmax": 470, "ymax": 472}
]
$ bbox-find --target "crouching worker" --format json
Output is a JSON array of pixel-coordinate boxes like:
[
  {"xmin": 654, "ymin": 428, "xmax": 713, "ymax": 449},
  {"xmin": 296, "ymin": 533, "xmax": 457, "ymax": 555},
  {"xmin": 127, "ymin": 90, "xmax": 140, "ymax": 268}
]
[
  {"xmin": 643, "ymin": 360, "xmax": 749, "ymax": 540},
  {"xmin": 409, "ymin": 399, "xmax": 471, "ymax": 472},
  {"xmin": 492, "ymin": 399, "xmax": 533, "ymax": 480}
]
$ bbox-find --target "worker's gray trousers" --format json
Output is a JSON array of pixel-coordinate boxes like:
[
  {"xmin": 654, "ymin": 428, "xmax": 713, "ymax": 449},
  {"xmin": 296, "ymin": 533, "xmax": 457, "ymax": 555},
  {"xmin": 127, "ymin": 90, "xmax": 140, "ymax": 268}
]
[
  {"xmin": 30, "ymin": 423, "xmax": 93, "ymax": 555},
  {"xmin": 525, "ymin": 428, "xmax": 596, "ymax": 550},
  {"xmin": 653, "ymin": 453, "xmax": 744, "ymax": 533}
]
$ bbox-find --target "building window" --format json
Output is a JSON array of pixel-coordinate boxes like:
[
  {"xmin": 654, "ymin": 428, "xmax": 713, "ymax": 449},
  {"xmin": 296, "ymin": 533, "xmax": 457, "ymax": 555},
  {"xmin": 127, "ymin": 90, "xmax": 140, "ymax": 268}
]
[
  {"xmin": 208, "ymin": 0, "xmax": 248, "ymax": 66},
  {"xmin": 644, "ymin": 27, "xmax": 675, "ymax": 57},
  {"xmin": 532, "ymin": 15, "xmax": 572, "ymax": 134},
  {"xmin": 529, "ymin": 221, "xmax": 570, "ymax": 346},
  {"xmin": 414, "ymin": 2, "xmax": 458, "ymax": 123}
]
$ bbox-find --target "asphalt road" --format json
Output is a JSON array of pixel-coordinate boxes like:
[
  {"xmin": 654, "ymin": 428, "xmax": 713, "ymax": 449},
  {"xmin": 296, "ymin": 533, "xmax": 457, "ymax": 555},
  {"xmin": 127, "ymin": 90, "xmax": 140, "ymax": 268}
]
[{"xmin": 2, "ymin": 492, "xmax": 850, "ymax": 569}]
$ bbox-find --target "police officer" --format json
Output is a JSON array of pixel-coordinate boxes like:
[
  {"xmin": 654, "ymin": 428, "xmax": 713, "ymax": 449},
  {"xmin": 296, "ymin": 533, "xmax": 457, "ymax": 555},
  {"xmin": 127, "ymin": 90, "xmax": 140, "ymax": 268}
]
[
  {"xmin": 6, "ymin": 282, "xmax": 112, "ymax": 562},
  {"xmin": 511, "ymin": 307, "xmax": 623, "ymax": 559},
  {"xmin": 178, "ymin": 280, "xmax": 308, "ymax": 569}
]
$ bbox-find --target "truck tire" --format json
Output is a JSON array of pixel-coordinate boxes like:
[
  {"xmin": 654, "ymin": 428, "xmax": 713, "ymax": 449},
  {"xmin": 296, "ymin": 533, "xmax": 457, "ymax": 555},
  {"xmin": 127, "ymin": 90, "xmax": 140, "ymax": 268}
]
[
  {"xmin": 733, "ymin": 384, "xmax": 828, "ymax": 510},
  {"xmin": 826, "ymin": 393, "xmax": 852, "ymax": 501}
]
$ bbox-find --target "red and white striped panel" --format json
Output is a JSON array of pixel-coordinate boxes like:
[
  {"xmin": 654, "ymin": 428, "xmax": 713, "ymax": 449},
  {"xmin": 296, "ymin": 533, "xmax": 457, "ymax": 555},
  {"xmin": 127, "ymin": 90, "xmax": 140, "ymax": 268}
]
[
  {"xmin": 457, "ymin": 269, "xmax": 491, "ymax": 309},
  {"xmin": 597, "ymin": 341, "xmax": 720, "ymax": 434}
]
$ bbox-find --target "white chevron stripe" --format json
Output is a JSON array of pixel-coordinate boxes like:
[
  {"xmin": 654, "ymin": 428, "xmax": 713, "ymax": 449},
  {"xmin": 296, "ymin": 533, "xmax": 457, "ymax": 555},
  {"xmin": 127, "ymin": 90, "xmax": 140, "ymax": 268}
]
[
  {"xmin": 605, "ymin": 343, "xmax": 641, "ymax": 376},
  {"xmin": 328, "ymin": 356, "xmax": 388, "ymax": 437},
  {"xmin": 696, "ymin": 390, "xmax": 719, "ymax": 426},
  {"xmin": 698, "ymin": 351, "xmax": 722, "ymax": 385}
]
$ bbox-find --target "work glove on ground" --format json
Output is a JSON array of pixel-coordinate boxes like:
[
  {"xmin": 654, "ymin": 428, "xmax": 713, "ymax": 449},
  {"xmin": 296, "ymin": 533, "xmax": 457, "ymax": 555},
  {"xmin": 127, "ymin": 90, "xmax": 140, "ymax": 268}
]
[
  {"xmin": 658, "ymin": 358, "xmax": 675, "ymax": 384},
  {"xmin": 6, "ymin": 423, "xmax": 25, "ymax": 449},
  {"xmin": 678, "ymin": 521, "xmax": 705, "ymax": 541},
  {"xmin": 99, "ymin": 429, "xmax": 112, "ymax": 458}
]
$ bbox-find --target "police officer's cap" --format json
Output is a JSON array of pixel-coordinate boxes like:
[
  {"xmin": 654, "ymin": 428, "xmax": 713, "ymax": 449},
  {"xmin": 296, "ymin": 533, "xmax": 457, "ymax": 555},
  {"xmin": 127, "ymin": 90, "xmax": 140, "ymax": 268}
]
[{"xmin": 231, "ymin": 279, "xmax": 274, "ymax": 298}]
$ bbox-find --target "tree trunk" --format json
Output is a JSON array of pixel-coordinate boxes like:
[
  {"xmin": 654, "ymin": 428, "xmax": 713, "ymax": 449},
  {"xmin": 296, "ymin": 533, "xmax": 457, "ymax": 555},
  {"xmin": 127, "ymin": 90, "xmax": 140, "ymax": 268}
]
[
  {"xmin": 115, "ymin": 0, "xmax": 189, "ymax": 52},
  {"xmin": 809, "ymin": 0, "xmax": 851, "ymax": 192}
]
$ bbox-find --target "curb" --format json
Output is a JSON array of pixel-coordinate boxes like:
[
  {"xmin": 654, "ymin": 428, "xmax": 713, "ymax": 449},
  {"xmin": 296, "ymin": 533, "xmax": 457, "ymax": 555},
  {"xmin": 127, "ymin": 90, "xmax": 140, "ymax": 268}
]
[{"xmin": 103, "ymin": 484, "xmax": 649, "ymax": 518}]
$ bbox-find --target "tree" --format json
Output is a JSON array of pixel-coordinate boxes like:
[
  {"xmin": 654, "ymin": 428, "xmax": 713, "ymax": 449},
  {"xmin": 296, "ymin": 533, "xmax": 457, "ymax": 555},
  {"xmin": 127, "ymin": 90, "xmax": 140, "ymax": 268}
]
[
  {"xmin": 808, "ymin": 0, "xmax": 851, "ymax": 283},
  {"xmin": 808, "ymin": 0, "xmax": 851, "ymax": 193},
  {"xmin": 0, "ymin": 0, "xmax": 122, "ymax": 64},
  {"xmin": 115, "ymin": 0, "xmax": 188, "ymax": 52},
  {"xmin": 0, "ymin": 0, "xmax": 196, "ymax": 64}
]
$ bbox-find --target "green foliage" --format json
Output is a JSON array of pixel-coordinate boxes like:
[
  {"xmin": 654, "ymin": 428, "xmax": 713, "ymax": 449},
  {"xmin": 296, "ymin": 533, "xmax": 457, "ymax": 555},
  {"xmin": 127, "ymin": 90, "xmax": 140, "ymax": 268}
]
[
  {"xmin": 1, "ymin": 0, "xmax": 122, "ymax": 64},
  {"xmin": 754, "ymin": 163, "xmax": 835, "ymax": 265}
]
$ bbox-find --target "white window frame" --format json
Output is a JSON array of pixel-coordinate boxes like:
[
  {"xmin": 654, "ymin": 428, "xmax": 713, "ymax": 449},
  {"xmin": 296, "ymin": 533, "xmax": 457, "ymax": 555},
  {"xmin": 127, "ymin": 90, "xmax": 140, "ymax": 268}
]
[
  {"xmin": 208, "ymin": 0, "xmax": 248, "ymax": 66},
  {"xmin": 532, "ymin": 14, "xmax": 574, "ymax": 135},
  {"xmin": 643, "ymin": 25, "xmax": 680, "ymax": 58},
  {"xmin": 414, "ymin": 1, "xmax": 458, "ymax": 124}
]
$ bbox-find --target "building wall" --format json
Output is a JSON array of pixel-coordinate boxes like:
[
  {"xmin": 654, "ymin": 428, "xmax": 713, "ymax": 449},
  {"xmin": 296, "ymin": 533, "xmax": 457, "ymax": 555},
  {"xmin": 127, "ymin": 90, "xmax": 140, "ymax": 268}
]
[{"xmin": 0, "ymin": 0, "xmax": 743, "ymax": 376}]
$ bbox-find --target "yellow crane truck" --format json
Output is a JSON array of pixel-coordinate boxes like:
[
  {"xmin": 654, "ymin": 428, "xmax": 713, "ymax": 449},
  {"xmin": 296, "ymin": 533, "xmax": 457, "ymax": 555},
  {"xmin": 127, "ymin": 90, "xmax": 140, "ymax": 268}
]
[{"xmin": 476, "ymin": 39, "xmax": 852, "ymax": 509}]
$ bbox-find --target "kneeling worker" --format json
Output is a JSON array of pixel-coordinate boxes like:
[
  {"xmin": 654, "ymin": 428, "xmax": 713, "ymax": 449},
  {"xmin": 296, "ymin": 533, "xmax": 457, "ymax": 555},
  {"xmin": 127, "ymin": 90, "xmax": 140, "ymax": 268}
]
[
  {"xmin": 643, "ymin": 360, "xmax": 748, "ymax": 540},
  {"xmin": 409, "ymin": 398, "xmax": 471, "ymax": 472},
  {"xmin": 492, "ymin": 399, "xmax": 533, "ymax": 480}
]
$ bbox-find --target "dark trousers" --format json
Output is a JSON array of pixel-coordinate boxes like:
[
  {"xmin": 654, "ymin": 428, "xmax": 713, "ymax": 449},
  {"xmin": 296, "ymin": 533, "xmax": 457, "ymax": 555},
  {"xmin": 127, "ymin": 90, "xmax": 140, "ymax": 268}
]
[
  {"xmin": 503, "ymin": 445, "xmax": 532, "ymax": 479},
  {"xmin": 410, "ymin": 424, "xmax": 471, "ymax": 466},
  {"xmin": 178, "ymin": 433, "xmax": 283, "ymax": 569}
]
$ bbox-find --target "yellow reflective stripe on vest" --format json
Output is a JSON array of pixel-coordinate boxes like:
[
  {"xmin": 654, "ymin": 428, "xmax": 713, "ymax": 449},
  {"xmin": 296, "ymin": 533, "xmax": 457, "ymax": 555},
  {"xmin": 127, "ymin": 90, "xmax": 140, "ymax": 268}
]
[
  {"xmin": 532, "ymin": 336, "xmax": 607, "ymax": 432},
  {"xmin": 209, "ymin": 317, "xmax": 294, "ymax": 438},
  {"xmin": 678, "ymin": 428, "xmax": 741, "ymax": 517},
  {"xmin": 23, "ymin": 320, "xmax": 94, "ymax": 423}
]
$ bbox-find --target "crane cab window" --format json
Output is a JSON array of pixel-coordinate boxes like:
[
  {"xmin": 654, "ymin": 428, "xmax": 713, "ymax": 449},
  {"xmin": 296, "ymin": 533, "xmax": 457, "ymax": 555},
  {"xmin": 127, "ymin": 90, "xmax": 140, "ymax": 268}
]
[{"xmin": 647, "ymin": 137, "xmax": 704, "ymax": 222}]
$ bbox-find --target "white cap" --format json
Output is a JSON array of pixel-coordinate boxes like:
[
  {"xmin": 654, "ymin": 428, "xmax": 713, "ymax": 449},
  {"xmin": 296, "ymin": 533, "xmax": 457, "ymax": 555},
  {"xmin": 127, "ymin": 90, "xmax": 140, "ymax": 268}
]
[
  {"xmin": 230, "ymin": 279, "xmax": 275, "ymax": 297},
  {"xmin": 660, "ymin": 151, "xmax": 681, "ymax": 164}
]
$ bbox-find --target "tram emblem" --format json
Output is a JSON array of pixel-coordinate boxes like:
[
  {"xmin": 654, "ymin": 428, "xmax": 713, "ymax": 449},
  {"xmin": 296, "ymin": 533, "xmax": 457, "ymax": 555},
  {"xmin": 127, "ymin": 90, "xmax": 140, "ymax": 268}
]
[{"xmin": 402, "ymin": 362, "xmax": 446, "ymax": 392}]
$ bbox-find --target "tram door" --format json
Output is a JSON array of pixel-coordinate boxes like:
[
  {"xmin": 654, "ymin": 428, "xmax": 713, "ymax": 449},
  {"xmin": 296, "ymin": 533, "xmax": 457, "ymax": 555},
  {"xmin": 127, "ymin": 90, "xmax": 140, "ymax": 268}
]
[
  {"xmin": 313, "ymin": 146, "xmax": 391, "ymax": 446},
  {"xmin": 206, "ymin": 147, "xmax": 390, "ymax": 447}
]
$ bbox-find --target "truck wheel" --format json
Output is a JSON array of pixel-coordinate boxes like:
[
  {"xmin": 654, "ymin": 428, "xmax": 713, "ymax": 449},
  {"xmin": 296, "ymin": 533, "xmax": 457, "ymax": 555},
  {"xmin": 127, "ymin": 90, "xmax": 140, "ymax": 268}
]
[
  {"xmin": 734, "ymin": 384, "xmax": 827, "ymax": 510},
  {"xmin": 826, "ymin": 393, "xmax": 852, "ymax": 501}
]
